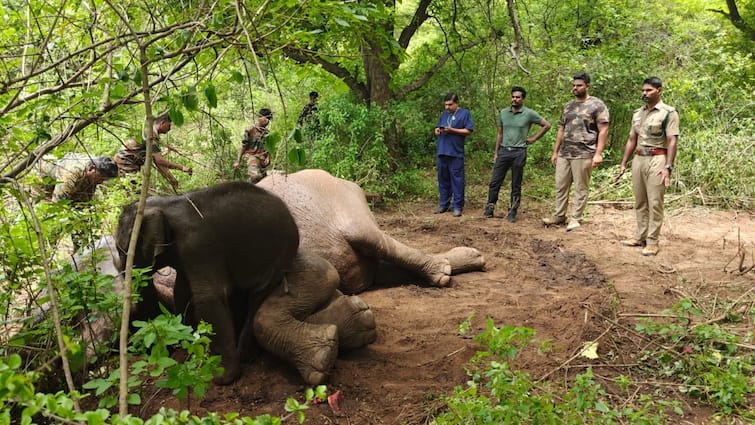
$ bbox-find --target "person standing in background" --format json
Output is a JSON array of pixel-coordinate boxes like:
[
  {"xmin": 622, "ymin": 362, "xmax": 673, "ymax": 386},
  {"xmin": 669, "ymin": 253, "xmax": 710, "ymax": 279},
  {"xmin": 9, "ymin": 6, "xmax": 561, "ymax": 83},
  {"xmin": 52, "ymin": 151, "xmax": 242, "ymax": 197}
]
[
  {"xmin": 433, "ymin": 93, "xmax": 474, "ymax": 217},
  {"xmin": 483, "ymin": 86, "xmax": 551, "ymax": 222},
  {"xmin": 542, "ymin": 72, "xmax": 609, "ymax": 231},
  {"xmin": 616, "ymin": 77, "xmax": 679, "ymax": 256}
]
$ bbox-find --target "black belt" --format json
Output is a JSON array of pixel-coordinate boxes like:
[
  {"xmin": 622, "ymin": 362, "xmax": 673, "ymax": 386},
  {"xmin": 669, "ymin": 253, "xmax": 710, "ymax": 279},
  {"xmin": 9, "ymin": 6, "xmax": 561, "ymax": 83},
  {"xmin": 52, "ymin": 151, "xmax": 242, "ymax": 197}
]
[{"xmin": 501, "ymin": 146, "xmax": 526, "ymax": 151}]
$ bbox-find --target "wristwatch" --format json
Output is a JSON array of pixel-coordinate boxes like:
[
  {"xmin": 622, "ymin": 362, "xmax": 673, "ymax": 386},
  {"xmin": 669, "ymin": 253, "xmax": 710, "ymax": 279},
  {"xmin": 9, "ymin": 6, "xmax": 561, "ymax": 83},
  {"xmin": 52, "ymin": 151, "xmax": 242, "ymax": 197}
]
[{"xmin": 665, "ymin": 164, "xmax": 674, "ymax": 172}]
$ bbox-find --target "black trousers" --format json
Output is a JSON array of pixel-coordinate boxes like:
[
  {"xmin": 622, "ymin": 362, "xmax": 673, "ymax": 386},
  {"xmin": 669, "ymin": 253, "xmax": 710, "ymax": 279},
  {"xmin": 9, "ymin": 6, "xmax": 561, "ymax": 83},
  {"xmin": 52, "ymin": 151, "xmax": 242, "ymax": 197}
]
[{"xmin": 486, "ymin": 147, "xmax": 527, "ymax": 210}]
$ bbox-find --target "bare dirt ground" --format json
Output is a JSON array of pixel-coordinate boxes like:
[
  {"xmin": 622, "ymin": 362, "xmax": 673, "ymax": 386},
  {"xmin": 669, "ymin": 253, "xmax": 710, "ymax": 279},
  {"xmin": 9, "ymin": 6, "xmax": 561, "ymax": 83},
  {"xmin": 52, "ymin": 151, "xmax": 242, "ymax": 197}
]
[{"xmin": 138, "ymin": 199, "xmax": 754, "ymax": 424}]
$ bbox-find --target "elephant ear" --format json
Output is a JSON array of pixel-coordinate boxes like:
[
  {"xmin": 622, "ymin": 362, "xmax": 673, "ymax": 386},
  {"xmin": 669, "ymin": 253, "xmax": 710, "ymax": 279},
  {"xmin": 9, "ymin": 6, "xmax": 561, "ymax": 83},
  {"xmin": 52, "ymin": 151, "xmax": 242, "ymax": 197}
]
[{"xmin": 141, "ymin": 207, "xmax": 172, "ymax": 263}]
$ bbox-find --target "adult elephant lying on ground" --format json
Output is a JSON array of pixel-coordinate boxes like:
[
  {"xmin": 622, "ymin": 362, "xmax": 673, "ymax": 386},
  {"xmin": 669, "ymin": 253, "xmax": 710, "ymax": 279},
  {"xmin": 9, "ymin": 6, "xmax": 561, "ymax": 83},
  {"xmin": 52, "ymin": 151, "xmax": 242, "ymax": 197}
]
[
  {"xmin": 258, "ymin": 169, "xmax": 486, "ymax": 294},
  {"xmin": 116, "ymin": 182, "xmax": 376, "ymax": 385}
]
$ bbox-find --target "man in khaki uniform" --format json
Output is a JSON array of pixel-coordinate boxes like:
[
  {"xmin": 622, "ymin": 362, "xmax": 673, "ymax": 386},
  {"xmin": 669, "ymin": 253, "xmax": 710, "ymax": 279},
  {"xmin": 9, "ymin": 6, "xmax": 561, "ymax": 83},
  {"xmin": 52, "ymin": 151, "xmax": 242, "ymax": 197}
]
[
  {"xmin": 616, "ymin": 77, "xmax": 680, "ymax": 256},
  {"xmin": 542, "ymin": 72, "xmax": 609, "ymax": 231}
]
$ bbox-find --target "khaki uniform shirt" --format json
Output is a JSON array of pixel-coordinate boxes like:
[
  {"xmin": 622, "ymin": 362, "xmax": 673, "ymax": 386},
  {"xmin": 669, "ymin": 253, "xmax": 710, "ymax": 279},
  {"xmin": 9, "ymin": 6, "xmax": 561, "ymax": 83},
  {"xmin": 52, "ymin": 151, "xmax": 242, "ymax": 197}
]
[
  {"xmin": 557, "ymin": 96, "xmax": 610, "ymax": 159},
  {"xmin": 630, "ymin": 101, "xmax": 680, "ymax": 149},
  {"xmin": 39, "ymin": 154, "xmax": 97, "ymax": 202}
]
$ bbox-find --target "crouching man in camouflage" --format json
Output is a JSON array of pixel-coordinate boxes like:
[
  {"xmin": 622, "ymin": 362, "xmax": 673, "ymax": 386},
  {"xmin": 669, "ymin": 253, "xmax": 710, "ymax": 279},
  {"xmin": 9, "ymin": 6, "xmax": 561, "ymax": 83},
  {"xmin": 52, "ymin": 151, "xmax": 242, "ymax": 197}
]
[
  {"xmin": 39, "ymin": 154, "xmax": 118, "ymax": 203},
  {"xmin": 233, "ymin": 108, "xmax": 273, "ymax": 184},
  {"xmin": 38, "ymin": 154, "xmax": 119, "ymax": 251}
]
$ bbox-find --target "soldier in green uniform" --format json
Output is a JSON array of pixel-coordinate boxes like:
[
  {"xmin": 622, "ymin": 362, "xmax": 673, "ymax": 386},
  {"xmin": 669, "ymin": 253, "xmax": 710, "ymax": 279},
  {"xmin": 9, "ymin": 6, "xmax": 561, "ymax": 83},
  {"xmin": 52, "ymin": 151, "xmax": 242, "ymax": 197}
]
[
  {"xmin": 542, "ymin": 72, "xmax": 610, "ymax": 231},
  {"xmin": 39, "ymin": 154, "xmax": 118, "ymax": 203},
  {"xmin": 616, "ymin": 77, "xmax": 679, "ymax": 256},
  {"xmin": 38, "ymin": 153, "xmax": 119, "ymax": 251},
  {"xmin": 114, "ymin": 112, "xmax": 193, "ymax": 191},
  {"xmin": 233, "ymin": 108, "xmax": 273, "ymax": 183}
]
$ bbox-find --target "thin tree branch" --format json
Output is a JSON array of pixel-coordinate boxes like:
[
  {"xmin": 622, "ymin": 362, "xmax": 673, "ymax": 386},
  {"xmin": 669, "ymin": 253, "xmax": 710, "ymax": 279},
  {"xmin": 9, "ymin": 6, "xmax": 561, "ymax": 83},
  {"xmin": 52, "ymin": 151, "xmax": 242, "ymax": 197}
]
[{"xmin": 2, "ymin": 177, "xmax": 81, "ymax": 414}]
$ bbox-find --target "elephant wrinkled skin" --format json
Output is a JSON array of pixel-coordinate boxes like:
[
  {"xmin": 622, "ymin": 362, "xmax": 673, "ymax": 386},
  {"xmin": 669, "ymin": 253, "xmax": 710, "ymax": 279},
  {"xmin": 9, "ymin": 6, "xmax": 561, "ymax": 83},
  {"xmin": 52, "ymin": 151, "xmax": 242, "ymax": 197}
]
[{"xmin": 258, "ymin": 169, "xmax": 486, "ymax": 294}]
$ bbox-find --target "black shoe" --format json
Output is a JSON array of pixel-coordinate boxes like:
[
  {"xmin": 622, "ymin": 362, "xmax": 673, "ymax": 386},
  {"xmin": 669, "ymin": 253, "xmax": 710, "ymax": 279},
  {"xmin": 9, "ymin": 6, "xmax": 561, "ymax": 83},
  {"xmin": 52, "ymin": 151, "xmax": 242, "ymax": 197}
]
[
  {"xmin": 483, "ymin": 203, "xmax": 494, "ymax": 218},
  {"xmin": 433, "ymin": 205, "xmax": 450, "ymax": 214},
  {"xmin": 452, "ymin": 209, "xmax": 462, "ymax": 217},
  {"xmin": 507, "ymin": 209, "xmax": 517, "ymax": 223}
]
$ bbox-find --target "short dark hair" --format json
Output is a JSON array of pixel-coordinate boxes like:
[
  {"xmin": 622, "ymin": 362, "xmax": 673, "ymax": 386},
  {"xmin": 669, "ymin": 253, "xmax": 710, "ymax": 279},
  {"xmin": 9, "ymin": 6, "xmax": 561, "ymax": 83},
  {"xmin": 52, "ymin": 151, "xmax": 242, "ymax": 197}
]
[
  {"xmin": 92, "ymin": 156, "xmax": 118, "ymax": 178},
  {"xmin": 511, "ymin": 86, "xmax": 527, "ymax": 98},
  {"xmin": 309, "ymin": 91, "xmax": 319, "ymax": 98},
  {"xmin": 573, "ymin": 72, "xmax": 591, "ymax": 84},
  {"xmin": 258, "ymin": 108, "xmax": 273, "ymax": 120},
  {"xmin": 444, "ymin": 93, "xmax": 459, "ymax": 103},
  {"xmin": 643, "ymin": 77, "xmax": 663, "ymax": 88}
]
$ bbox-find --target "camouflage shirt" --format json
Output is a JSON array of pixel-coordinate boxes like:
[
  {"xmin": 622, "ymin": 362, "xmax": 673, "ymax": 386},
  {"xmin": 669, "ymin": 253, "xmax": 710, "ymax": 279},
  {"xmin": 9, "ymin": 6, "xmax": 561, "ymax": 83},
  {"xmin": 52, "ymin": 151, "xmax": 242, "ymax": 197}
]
[
  {"xmin": 557, "ymin": 96, "xmax": 610, "ymax": 159},
  {"xmin": 242, "ymin": 125, "xmax": 270, "ymax": 153},
  {"xmin": 39, "ymin": 154, "xmax": 98, "ymax": 203},
  {"xmin": 630, "ymin": 101, "xmax": 679, "ymax": 149}
]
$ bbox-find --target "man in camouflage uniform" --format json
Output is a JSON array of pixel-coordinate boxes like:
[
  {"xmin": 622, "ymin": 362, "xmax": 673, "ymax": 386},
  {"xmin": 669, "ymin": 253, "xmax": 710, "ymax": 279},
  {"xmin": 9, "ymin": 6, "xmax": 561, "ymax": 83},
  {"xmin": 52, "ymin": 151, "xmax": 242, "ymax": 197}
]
[
  {"xmin": 542, "ymin": 72, "xmax": 610, "ymax": 231},
  {"xmin": 616, "ymin": 77, "xmax": 679, "ymax": 256},
  {"xmin": 38, "ymin": 154, "xmax": 119, "ymax": 252},
  {"xmin": 114, "ymin": 112, "xmax": 193, "ymax": 191},
  {"xmin": 233, "ymin": 108, "xmax": 273, "ymax": 183},
  {"xmin": 39, "ymin": 154, "xmax": 118, "ymax": 203},
  {"xmin": 297, "ymin": 91, "xmax": 319, "ymax": 127}
]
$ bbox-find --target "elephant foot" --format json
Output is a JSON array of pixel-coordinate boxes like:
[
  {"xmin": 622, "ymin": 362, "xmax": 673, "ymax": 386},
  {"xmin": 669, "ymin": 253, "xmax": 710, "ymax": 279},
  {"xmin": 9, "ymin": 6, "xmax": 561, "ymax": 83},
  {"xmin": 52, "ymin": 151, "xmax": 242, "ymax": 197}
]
[
  {"xmin": 214, "ymin": 354, "xmax": 242, "ymax": 386},
  {"xmin": 293, "ymin": 324, "xmax": 339, "ymax": 386},
  {"xmin": 306, "ymin": 294, "xmax": 377, "ymax": 350},
  {"xmin": 434, "ymin": 247, "xmax": 485, "ymax": 275},
  {"xmin": 422, "ymin": 257, "xmax": 452, "ymax": 287}
]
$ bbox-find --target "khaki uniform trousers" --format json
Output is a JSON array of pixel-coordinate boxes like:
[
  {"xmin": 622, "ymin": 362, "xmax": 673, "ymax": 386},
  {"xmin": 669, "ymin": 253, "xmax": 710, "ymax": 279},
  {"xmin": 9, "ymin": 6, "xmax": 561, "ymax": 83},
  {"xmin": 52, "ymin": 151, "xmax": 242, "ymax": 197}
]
[
  {"xmin": 631, "ymin": 154, "xmax": 666, "ymax": 245},
  {"xmin": 555, "ymin": 156, "xmax": 593, "ymax": 221}
]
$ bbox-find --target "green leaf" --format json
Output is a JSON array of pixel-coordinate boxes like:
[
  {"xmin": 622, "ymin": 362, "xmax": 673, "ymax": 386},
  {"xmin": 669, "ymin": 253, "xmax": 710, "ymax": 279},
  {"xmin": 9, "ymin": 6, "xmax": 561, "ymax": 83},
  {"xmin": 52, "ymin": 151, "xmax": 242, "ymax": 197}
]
[
  {"xmin": 144, "ymin": 331, "xmax": 156, "ymax": 348},
  {"xmin": 334, "ymin": 18, "xmax": 350, "ymax": 27},
  {"xmin": 127, "ymin": 393, "xmax": 141, "ymax": 405},
  {"xmin": 266, "ymin": 132, "xmax": 281, "ymax": 155},
  {"xmin": 133, "ymin": 70, "xmax": 142, "ymax": 86},
  {"xmin": 169, "ymin": 109, "xmax": 184, "ymax": 126},
  {"xmin": 288, "ymin": 147, "xmax": 307, "ymax": 166},
  {"xmin": 182, "ymin": 91, "xmax": 199, "ymax": 111},
  {"xmin": 204, "ymin": 85, "xmax": 218, "ymax": 108},
  {"xmin": 231, "ymin": 71, "xmax": 244, "ymax": 83}
]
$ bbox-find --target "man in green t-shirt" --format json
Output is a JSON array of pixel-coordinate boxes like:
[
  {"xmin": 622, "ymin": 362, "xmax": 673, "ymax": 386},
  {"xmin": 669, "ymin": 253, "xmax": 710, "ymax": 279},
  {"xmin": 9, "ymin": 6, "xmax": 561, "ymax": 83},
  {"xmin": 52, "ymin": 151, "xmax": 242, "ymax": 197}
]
[{"xmin": 483, "ymin": 86, "xmax": 551, "ymax": 222}]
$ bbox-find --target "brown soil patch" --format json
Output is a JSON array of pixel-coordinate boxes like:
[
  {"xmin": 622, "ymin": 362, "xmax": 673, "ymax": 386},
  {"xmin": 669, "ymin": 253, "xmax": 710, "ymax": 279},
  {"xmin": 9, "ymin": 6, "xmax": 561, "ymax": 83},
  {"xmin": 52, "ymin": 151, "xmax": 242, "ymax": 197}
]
[{"xmin": 137, "ymin": 201, "xmax": 755, "ymax": 424}]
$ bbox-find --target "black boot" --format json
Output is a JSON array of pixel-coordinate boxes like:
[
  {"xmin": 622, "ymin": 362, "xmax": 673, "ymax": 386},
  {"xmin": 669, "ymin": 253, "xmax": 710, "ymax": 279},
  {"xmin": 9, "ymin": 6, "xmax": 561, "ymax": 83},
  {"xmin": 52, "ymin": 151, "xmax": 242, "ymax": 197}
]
[
  {"xmin": 483, "ymin": 203, "xmax": 495, "ymax": 218},
  {"xmin": 506, "ymin": 208, "xmax": 517, "ymax": 223}
]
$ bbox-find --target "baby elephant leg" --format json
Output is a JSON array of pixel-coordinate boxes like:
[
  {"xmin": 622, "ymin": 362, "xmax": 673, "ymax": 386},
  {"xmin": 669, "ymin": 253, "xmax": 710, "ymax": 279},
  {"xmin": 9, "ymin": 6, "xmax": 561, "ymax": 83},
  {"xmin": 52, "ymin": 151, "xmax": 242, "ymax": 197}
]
[
  {"xmin": 253, "ymin": 252, "xmax": 340, "ymax": 385},
  {"xmin": 306, "ymin": 290, "xmax": 377, "ymax": 350}
]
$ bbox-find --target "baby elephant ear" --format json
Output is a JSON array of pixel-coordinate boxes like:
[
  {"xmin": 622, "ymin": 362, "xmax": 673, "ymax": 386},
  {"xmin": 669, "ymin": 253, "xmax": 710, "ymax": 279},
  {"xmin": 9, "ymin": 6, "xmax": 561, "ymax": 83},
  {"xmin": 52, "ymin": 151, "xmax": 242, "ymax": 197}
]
[{"xmin": 142, "ymin": 207, "xmax": 171, "ymax": 260}]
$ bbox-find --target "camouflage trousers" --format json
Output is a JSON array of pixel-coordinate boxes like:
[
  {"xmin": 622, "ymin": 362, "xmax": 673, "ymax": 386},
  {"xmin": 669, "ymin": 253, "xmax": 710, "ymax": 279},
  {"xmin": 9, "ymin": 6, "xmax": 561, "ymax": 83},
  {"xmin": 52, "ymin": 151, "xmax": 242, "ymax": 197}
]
[{"xmin": 244, "ymin": 151, "xmax": 270, "ymax": 184}]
